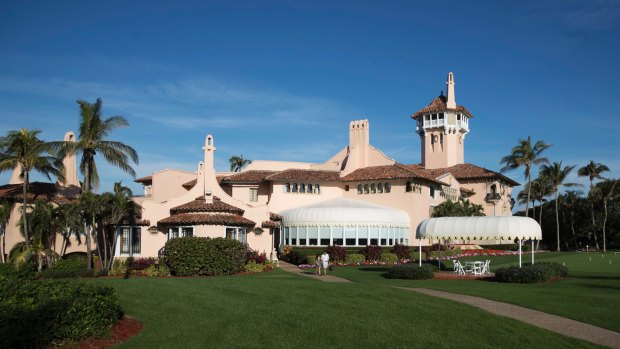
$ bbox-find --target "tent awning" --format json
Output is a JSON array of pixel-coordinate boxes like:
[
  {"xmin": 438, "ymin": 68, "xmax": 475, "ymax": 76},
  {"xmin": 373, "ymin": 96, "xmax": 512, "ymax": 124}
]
[{"xmin": 416, "ymin": 216, "xmax": 542, "ymax": 241}]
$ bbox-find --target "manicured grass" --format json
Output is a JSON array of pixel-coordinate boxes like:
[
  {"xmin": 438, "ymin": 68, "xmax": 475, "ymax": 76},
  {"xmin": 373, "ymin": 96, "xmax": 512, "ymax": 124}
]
[
  {"xmin": 88, "ymin": 269, "xmax": 606, "ymax": 349},
  {"xmin": 330, "ymin": 252, "xmax": 620, "ymax": 332}
]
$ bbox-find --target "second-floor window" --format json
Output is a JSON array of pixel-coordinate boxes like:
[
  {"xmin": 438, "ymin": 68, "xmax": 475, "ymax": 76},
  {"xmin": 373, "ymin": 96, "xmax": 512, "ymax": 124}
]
[{"xmin": 249, "ymin": 188, "xmax": 258, "ymax": 202}]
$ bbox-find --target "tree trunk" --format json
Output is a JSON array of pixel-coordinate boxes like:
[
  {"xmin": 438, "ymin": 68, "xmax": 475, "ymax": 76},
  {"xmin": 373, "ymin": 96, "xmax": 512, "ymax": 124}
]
[
  {"xmin": 603, "ymin": 200, "xmax": 608, "ymax": 253},
  {"xmin": 60, "ymin": 235, "xmax": 67, "ymax": 257},
  {"xmin": 107, "ymin": 226, "xmax": 118, "ymax": 270},
  {"xmin": 571, "ymin": 211, "xmax": 577, "ymax": 249},
  {"xmin": 102, "ymin": 225, "xmax": 108, "ymax": 269},
  {"xmin": 589, "ymin": 180, "xmax": 599, "ymax": 250},
  {"xmin": 532, "ymin": 201, "xmax": 536, "ymax": 221},
  {"xmin": 535, "ymin": 201, "xmax": 543, "ymax": 251},
  {"xmin": 525, "ymin": 172, "xmax": 531, "ymax": 218},
  {"xmin": 1, "ymin": 231, "xmax": 4, "ymax": 263},
  {"xmin": 22, "ymin": 172, "xmax": 30, "ymax": 248},
  {"xmin": 555, "ymin": 192, "xmax": 560, "ymax": 252},
  {"xmin": 84, "ymin": 222, "xmax": 92, "ymax": 270},
  {"xmin": 93, "ymin": 217, "xmax": 102, "ymax": 272}
]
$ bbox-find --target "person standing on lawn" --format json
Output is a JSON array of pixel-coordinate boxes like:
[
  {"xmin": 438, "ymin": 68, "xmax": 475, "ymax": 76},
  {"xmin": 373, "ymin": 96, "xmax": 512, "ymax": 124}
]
[
  {"xmin": 315, "ymin": 253, "xmax": 322, "ymax": 275},
  {"xmin": 321, "ymin": 251, "xmax": 330, "ymax": 276}
]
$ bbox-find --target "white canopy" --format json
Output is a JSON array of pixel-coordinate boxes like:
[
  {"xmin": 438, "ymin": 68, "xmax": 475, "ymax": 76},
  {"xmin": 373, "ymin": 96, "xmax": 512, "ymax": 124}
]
[
  {"xmin": 280, "ymin": 197, "xmax": 409, "ymax": 227},
  {"xmin": 416, "ymin": 216, "xmax": 542, "ymax": 241}
]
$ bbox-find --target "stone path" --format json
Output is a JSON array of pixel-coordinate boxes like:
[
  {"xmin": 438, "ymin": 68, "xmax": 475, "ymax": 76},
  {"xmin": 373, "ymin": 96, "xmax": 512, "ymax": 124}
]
[
  {"xmin": 400, "ymin": 287, "xmax": 620, "ymax": 349},
  {"xmin": 277, "ymin": 261, "xmax": 351, "ymax": 283}
]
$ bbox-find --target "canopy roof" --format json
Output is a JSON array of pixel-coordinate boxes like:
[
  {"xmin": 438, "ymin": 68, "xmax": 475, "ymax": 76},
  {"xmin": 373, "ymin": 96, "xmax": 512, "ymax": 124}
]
[
  {"xmin": 280, "ymin": 197, "xmax": 409, "ymax": 227},
  {"xmin": 416, "ymin": 216, "xmax": 541, "ymax": 241}
]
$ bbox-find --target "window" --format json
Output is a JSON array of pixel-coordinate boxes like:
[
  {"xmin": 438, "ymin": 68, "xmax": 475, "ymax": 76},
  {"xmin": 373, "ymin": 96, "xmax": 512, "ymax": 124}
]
[
  {"xmin": 307, "ymin": 184, "xmax": 313, "ymax": 193},
  {"xmin": 292, "ymin": 183, "xmax": 298, "ymax": 193},
  {"xmin": 249, "ymin": 188, "xmax": 258, "ymax": 202},
  {"xmin": 384, "ymin": 183, "xmax": 391, "ymax": 193},
  {"xmin": 344, "ymin": 185, "xmax": 349, "ymax": 192},
  {"xmin": 226, "ymin": 227, "xmax": 247, "ymax": 244},
  {"xmin": 364, "ymin": 184, "xmax": 370, "ymax": 194},
  {"xmin": 430, "ymin": 187, "xmax": 435, "ymax": 198},
  {"xmin": 357, "ymin": 184, "xmax": 363, "ymax": 194},
  {"xmin": 314, "ymin": 184, "xmax": 320, "ymax": 194},
  {"xmin": 168, "ymin": 226, "xmax": 193, "ymax": 241},
  {"xmin": 285, "ymin": 183, "xmax": 291, "ymax": 192},
  {"xmin": 119, "ymin": 227, "xmax": 141, "ymax": 255},
  {"xmin": 300, "ymin": 184, "xmax": 305, "ymax": 193},
  {"xmin": 405, "ymin": 181, "xmax": 412, "ymax": 192},
  {"xmin": 377, "ymin": 183, "xmax": 383, "ymax": 193},
  {"xmin": 371, "ymin": 183, "xmax": 376, "ymax": 194}
]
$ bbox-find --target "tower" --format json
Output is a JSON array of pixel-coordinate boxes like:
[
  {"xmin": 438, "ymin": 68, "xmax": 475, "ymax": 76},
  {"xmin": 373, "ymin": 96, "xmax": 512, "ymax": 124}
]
[{"xmin": 411, "ymin": 72, "xmax": 473, "ymax": 169}]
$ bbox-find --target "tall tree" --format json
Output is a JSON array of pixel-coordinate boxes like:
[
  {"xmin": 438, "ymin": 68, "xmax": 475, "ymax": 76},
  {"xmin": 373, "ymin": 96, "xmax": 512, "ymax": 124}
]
[
  {"xmin": 600, "ymin": 179, "xmax": 617, "ymax": 252},
  {"xmin": 0, "ymin": 129, "xmax": 64, "ymax": 247},
  {"xmin": 577, "ymin": 161, "xmax": 610, "ymax": 249},
  {"xmin": 500, "ymin": 136, "xmax": 551, "ymax": 218},
  {"xmin": 540, "ymin": 161, "xmax": 580, "ymax": 251},
  {"xmin": 113, "ymin": 181, "xmax": 133, "ymax": 197},
  {"xmin": 0, "ymin": 203, "xmax": 10, "ymax": 263},
  {"xmin": 54, "ymin": 98, "xmax": 138, "ymax": 268},
  {"xmin": 562, "ymin": 190, "xmax": 583, "ymax": 249},
  {"xmin": 229, "ymin": 154, "xmax": 251, "ymax": 172},
  {"xmin": 433, "ymin": 199, "xmax": 485, "ymax": 217},
  {"xmin": 101, "ymin": 189, "xmax": 139, "ymax": 270},
  {"xmin": 52, "ymin": 203, "xmax": 82, "ymax": 257}
]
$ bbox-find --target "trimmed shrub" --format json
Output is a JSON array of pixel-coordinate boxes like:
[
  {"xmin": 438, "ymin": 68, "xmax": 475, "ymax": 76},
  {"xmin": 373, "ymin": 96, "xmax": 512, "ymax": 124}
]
[
  {"xmin": 345, "ymin": 253, "xmax": 365, "ymax": 264},
  {"xmin": 380, "ymin": 253, "xmax": 398, "ymax": 264},
  {"xmin": 165, "ymin": 237, "xmax": 246, "ymax": 276},
  {"xmin": 0, "ymin": 279, "xmax": 122, "ymax": 348},
  {"xmin": 244, "ymin": 261, "xmax": 264, "ymax": 273},
  {"xmin": 108, "ymin": 259, "xmax": 130, "ymax": 277},
  {"xmin": 495, "ymin": 262, "xmax": 568, "ymax": 283},
  {"xmin": 360, "ymin": 245, "xmax": 383, "ymax": 261},
  {"xmin": 428, "ymin": 248, "xmax": 462, "ymax": 259},
  {"xmin": 41, "ymin": 269, "xmax": 94, "ymax": 279},
  {"xmin": 391, "ymin": 244, "xmax": 411, "ymax": 259},
  {"xmin": 130, "ymin": 257, "xmax": 158, "ymax": 271},
  {"xmin": 143, "ymin": 264, "xmax": 170, "ymax": 277},
  {"xmin": 326, "ymin": 245, "xmax": 347, "ymax": 263},
  {"xmin": 385, "ymin": 264, "xmax": 434, "ymax": 280},
  {"xmin": 306, "ymin": 255, "xmax": 318, "ymax": 265},
  {"xmin": 283, "ymin": 250, "xmax": 307, "ymax": 265},
  {"xmin": 0, "ymin": 263, "xmax": 37, "ymax": 281},
  {"xmin": 51, "ymin": 254, "xmax": 88, "ymax": 272},
  {"xmin": 420, "ymin": 260, "xmax": 448, "ymax": 271}
]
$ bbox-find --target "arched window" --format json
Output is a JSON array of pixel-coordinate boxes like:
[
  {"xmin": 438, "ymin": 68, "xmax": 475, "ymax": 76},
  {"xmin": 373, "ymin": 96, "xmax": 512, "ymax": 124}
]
[
  {"xmin": 292, "ymin": 183, "xmax": 298, "ymax": 193},
  {"xmin": 364, "ymin": 184, "xmax": 370, "ymax": 194},
  {"xmin": 357, "ymin": 184, "xmax": 363, "ymax": 194},
  {"xmin": 314, "ymin": 184, "xmax": 320, "ymax": 194},
  {"xmin": 285, "ymin": 183, "xmax": 291, "ymax": 193},
  {"xmin": 371, "ymin": 183, "xmax": 376, "ymax": 194},
  {"xmin": 430, "ymin": 186, "xmax": 435, "ymax": 198},
  {"xmin": 405, "ymin": 181, "xmax": 412, "ymax": 192},
  {"xmin": 377, "ymin": 183, "xmax": 383, "ymax": 193},
  {"xmin": 384, "ymin": 183, "xmax": 391, "ymax": 193},
  {"xmin": 300, "ymin": 184, "xmax": 306, "ymax": 193},
  {"xmin": 307, "ymin": 184, "xmax": 313, "ymax": 193}
]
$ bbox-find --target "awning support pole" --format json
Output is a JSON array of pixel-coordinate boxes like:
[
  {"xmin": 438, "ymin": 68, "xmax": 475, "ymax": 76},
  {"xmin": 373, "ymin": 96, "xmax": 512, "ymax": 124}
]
[
  {"xmin": 418, "ymin": 239, "xmax": 422, "ymax": 267},
  {"xmin": 518, "ymin": 239, "xmax": 522, "ymax": 268},
  {"xmin": 532, "ymin": 240, "xmax": 535, "ymax": 265}
]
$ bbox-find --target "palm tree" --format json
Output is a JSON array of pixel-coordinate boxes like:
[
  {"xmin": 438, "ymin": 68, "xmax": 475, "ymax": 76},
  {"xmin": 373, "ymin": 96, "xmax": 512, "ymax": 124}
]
[
  {"xmin": 433, "ymin": 199, "xmax": 485, "ymax": 217},
  {"xmin": 10, "ymin": 199, "xmax": 59, "ymax": 271},
  {"xmin": 577, "ymin": 161, "xmax": 610, "ymax": 249},
  {"xmin": 600, "ymin": 179, "xmax": 617, "ymax": 252},
  {"xmin": 52, "ymin": 203, "xmax": 82, "ymax": 257},
  {"xmin": 102, "ymin": 189, "xmax": 139, "ymax": 269},
  {"xmin": 229, "ymin": 154, "xmax": 251, "ymax": 172},
  {"xmin": 0, "ymin": 129, "xmax": 64, "ymax": 247},
  {"xmin": 0, "ymin": 203, "xmax": 10, "ymax": 263},
  {"xmin": 540, "ymin": 161, "xmax": 580, "ymax": 251},
  {"xmin": 562, "ymin": 190, "xmax": 583, "ymax": 249},
  {"xmin": 113, "ymin": 181, "xmax": 133, "ymax": 197},
  {"xmin": 500, "ymin": 136, "xmax": 551, "ymax": 218},
  {"xmin": 78, "ymin": 192, "xmax": 104, "ymax": 270}
]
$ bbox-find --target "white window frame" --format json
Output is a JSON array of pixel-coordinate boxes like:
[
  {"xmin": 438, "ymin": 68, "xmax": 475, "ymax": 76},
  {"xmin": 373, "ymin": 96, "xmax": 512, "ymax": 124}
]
[
  {"xmin": 116, "ymin": 226, "xmax": 141, "ymax": 257},
  {"xmin": 167, "ymin": 226, "xmax": 194, "ymax": 241},
  {"xmin": 249, "ymin": 188, "xmax": 258, "ymax": 202},
  {"xmin": 226, "ymin": 226, "xmax": 247, "ymax": 245}
]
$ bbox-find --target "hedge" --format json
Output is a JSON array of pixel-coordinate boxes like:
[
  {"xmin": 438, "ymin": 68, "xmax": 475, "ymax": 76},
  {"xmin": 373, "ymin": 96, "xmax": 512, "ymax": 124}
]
[
  {"xmin": 165, "ymin": 237, "xmax": 246, "ymax": 276},
  {"xmin": 0, "ymin": 263, "xmax": 37, "ymax": 281},
  {"xmin": 385, "ymin": 264, "xmax": 434, "ymax": 280},
  {"xmin": 0, "ymin": 279, "xmax": 122, "ymax": 348},
  {"xmin": 391, "ymin": 244, "xmax": 411, "ymax": 259},
  {"xmin": 345, "ymin": 253, "xmax": 366, "ymax": 264},
  {"xmin": 495, "ymin": 262, "xmax": 568, "ymax": 283},
  {"xmin": 380, "ymin": 253, "xmax": 398, "ymax": 264},
  {"xmin": 360, "ymin": 245, "xmax": 383, "ymax": 261}
]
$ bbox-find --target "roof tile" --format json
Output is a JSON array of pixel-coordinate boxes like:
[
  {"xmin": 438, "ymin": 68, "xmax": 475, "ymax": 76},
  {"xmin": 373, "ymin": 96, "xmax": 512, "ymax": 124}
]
[
  {"xmin": 158, "ymin": 213, "xmax": 255, "ymax": 226},
  {"xmin": 266, "ymin": 169, "xmax": 340, "ymax": 182},
  {"xmin": 411, "ymin": 95, "xmax": 473, "ymax": 119}
]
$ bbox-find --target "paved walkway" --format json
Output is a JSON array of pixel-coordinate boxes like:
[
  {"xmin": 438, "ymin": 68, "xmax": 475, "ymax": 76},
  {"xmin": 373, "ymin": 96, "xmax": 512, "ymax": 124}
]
[
  {"xmin": 277, "ymin": 261, "xmax": 351, "ymax": 283},
  {"xmin": 400, "ymin": 287, "xmax": 620, "ymax": 349}
]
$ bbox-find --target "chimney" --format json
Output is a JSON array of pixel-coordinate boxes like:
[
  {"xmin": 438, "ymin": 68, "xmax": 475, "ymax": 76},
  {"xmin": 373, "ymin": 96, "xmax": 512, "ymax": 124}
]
[{"xmin": 62, "ymin": 131, "xmax": 79, "ymax": 187}]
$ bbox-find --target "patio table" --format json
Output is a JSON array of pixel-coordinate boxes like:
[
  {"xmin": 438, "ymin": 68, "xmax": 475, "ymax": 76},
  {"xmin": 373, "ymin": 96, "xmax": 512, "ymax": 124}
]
[{"xmin": 464, "ymin": 261, "xmax": 484, "ymax": 275}]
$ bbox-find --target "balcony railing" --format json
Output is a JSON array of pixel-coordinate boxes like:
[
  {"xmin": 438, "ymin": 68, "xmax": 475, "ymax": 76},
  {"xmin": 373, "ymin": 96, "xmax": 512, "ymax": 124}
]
[{"xmin": 485, "ymin": 193, "xmax": 501, "ymax": 201}]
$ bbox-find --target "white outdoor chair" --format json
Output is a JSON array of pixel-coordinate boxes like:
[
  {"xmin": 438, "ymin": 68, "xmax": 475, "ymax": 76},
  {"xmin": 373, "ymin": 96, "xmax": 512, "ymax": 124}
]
[
  {"xmin": 454, "ymin": 260, "xmax": 466, "ymax": 275},
  {"xmin": 471, "ymin": 261, "xmax": 483, "ymax": 276},
  {"xmin": 481, "ymin": 260, "xmax": 490, "ymax": 275}
]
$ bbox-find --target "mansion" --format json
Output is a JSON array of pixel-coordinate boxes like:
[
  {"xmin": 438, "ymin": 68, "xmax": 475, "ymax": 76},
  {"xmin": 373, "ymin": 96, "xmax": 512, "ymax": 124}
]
[{"xmin": 0, "ymin": 73, "xmax": 518, "ymax": 259}]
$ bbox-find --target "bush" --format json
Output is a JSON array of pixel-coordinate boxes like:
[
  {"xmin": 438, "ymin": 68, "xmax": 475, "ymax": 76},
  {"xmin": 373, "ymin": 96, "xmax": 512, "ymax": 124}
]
[
  {"xmin": 165, "ymin": 237, "xmax": 246, "ymax": 276},
  {"xmin": 326, "ymin": 245, "xmax": 347, "ymax": 262},
  {"xmin": 244, "ymin": 261, "xmax": 265, "ymax": 273},
  {"xmin": 306, "ymin": 255, "xmax": 317, "ymax": 265},
  {"xmin": 360, "ymin": 245, "xmax": 383, "ymax": 261},
  {"xmin": 428, "ymin": 248, "xmax": 462, "ymax": 259},
  {"xmin": 50, "ymin": 254, "xmax": 88, "ymax": 272},
  {"xmin": 391, "ymin": 244, "xmax": 410, "ymax": 259},
  {"xmin": 0, "ymin": 263, "xmax": 37, "ymax": 281},
  {"xmin": 283, "ymin": 250, "xmax": 307, "ymax": 265},
  {"xmin": 345, "ymin": 253, "xmax": 365, "ymax": 264},
  {"xmin": 385, "ymin": 264, "xmax": 434, "ymax": 280},
  {"xmin": 380, "ymin": 253, "xmax": 398, "ymax": 264},
  {"xmin": 130, "ymin": 257, "xmax": 158, "ymax": 271},
  {"xmin": 495, "ymin": 262, "xmax": 568, "ymax": 283},
  {"xmin": 108, "ymin": 259, "xmax": 130, "ymax": 277},
  {"xmin": 143, "ymin": 264, "xmax": 170, "ymax": 277},
  {"xmin": 41, "ymin": 269, "xmax": 94, "ymax": 279},
  {"xmin": 0, "ymin": 279, "xmax": 122, "ymax": 348}
]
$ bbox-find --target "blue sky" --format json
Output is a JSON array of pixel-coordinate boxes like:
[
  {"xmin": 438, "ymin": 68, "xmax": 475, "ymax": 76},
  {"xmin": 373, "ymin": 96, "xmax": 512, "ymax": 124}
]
[{"xmin": 1, "ymin": 0, "xmax": 619, "ymax": 204}]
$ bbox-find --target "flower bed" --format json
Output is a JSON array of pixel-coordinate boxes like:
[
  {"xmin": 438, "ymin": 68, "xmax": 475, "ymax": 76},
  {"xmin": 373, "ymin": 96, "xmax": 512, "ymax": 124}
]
[
  {"xmin": 427, "ymin": 249, "xmax": 546, "ymax": 261},
  {"xmin": 298, "ymin": 259, "xmax": 412, "ymax": 269}
]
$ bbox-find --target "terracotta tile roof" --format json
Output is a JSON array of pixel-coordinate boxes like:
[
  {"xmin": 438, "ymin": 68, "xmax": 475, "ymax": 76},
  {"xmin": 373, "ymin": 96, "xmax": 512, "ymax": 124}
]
[
  {"xmin": 222, "ymin": 170, "xmax": 277, "ymax": 183},
  {"xmin": 408, "ymin": 163, "xmax": 520, "ymax": 187},
  {"xmin": 134, "ymin": 176, "xmax": 152, "ymax": 184},
  {"xmin": 341, "ymin": 164, "xmax": 446, "ymax": 186},
  {"xmin": 170, "ymin": 196, "xmax": 245, "ymax": 215},
  {"xmin": 411, "ymin": 95, "xmax": 473, "ymax": 119},
  {"xmin": 0, "ymin": 182, "xmax": 80, "ymax": 203},
  {"xmin": 459, "ymin": 187, "xmax": 475, "ymax": 195},
  {"xmin": 265, "ymin": 169, "xmax": 340, "ymax": 182},
  {"xmin": 120, "ymin": 219, "xmax": 150, "ymax": 226},
  {"xmin": 158, "ymin": 213, "xmax": 255, "ymax": 226},
  {"xmin": 261, "ymin": 220, "xmax": 280, "ymax": 228},
  {"xmin": 182, "ymin": 179, "xmax": 197, "ymax": 190},
  {"xmin": 269, "ymin": 212, "xmax": 283, "ymax": 221}
]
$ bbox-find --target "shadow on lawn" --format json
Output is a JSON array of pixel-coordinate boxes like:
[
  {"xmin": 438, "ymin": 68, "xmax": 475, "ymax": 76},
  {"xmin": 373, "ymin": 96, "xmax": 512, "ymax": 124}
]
[{"xmin": 359, "ymin": 267, "xmax": 390, "ymax": 272}]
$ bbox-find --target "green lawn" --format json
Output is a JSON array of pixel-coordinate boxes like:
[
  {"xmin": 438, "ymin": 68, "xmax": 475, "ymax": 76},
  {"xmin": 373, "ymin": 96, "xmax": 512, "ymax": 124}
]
[
  {"xmin": 330, "ymin": 252, "xmax": 620, "ymax": 332},
  {"xmin": 89, "ymin": 263, "xmax": 609, "ymax": 349}
]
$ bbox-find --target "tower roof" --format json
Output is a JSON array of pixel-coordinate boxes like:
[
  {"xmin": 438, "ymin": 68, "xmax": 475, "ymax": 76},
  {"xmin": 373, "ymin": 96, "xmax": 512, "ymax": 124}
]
[{"xmin": 411, "ymin": 94, "xmax": 473, "ymax": 119}]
